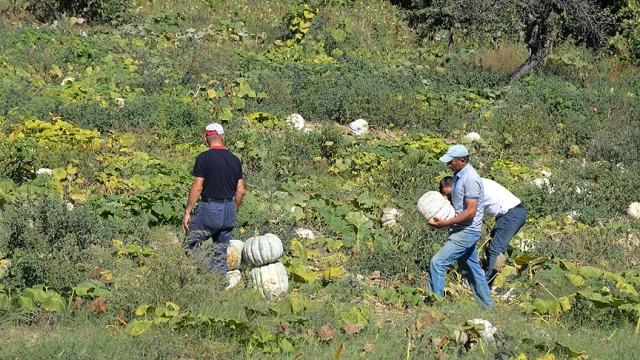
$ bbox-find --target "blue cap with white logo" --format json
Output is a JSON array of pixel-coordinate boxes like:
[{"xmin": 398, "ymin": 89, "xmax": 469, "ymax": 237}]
[{"xmin": 439, "ymin": 144, "xmax": 469, "ymax": 163}]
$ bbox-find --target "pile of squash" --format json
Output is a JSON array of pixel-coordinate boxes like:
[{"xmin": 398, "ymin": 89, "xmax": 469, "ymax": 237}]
[{"xmin": 226, "ymin": 233, "xmax": 289, "ymax": 300}]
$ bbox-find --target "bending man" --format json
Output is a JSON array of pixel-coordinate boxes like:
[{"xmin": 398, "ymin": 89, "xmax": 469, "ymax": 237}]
[{"xmin": 440, "ymin": 176, "xmax": 526, "ymax": 285}]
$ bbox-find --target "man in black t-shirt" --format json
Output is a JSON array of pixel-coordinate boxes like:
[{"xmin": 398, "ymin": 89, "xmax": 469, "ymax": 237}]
[{"xmin": 182, "ymin": 123, "xmax": 245, "ymax": 273}]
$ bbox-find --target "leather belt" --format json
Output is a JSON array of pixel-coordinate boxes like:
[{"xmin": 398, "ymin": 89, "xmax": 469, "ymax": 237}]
[{"xmin": 200, "ymin": 197, "xmax": 233, "ymax": 203}]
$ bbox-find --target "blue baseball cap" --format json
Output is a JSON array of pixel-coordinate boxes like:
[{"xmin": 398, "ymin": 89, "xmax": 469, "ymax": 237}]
[{"xmin": 439, "ymin": 144, "xmax": 469, "ymax": 163}]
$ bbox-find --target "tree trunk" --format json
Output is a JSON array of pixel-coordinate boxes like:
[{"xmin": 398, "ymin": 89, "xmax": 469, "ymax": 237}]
[{"xmin": 507, "ymin": 48, "xmax": 549, "ymax": 85}]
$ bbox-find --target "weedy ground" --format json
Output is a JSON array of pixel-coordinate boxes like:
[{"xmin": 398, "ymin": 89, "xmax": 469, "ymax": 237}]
[{"xmin": 1, "ymin": 0, "xmax": 640, "ymax": 359}]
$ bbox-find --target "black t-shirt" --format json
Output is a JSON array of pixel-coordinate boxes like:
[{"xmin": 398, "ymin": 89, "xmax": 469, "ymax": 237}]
[{"xmin": 192, "ymin": 147, "xmax": 243, "ymax": 199}]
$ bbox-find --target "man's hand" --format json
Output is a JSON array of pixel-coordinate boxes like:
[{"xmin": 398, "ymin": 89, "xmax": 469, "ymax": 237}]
[
  {"xmin": 182, "ymin": 213, "xmax": 191, "ymax": 234},
  {"xmin": 428, "ymin": 216, "xmax": 449, "ymax": 229}
]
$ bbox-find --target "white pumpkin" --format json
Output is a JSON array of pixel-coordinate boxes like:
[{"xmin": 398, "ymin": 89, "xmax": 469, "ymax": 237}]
[
  {"xmin": 227, "ymin": 240, "xmax": 245, "ymax": 270},
  {"xmin": 242, "ymin": 233, "xmax": 284, "ymax": 266},
  {"xmin": 295, "ymin": 228, "xmax": 315, "ymax": 240},
  {"xmin": 249, "ymin": 261, "xmax": 289, "ymax": 300},
  {"xmin": 468, "ymin": 319, "xmax": 496, "ymax": 342},
  {"xmin": 628, "ymin": 202, "xmax": 640, "ymax": 219},
  {"xmin": 349, "ymin": 119, "xmax": 368, "ymax": 136},
  {"xmin": 380, "ymin": 207, "xmax": 400, "ymax": 228},
  {"xmin": 286, "ymin": 113, "xmax": 305, "ymax": 130},
  {"xmin": 463, "ymin": 132, "xmax": 481, "ymax": 142},
  {"xmin": 417, "ymin": 191, "xmax": 455, "ymax": 230},
  {"xmin": 225, "ymin": 269, "xmax": 242, "ymax": 291}
]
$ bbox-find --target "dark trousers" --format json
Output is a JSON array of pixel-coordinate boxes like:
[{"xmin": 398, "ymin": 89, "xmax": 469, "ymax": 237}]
[
  {"xmin": 485, "ymin": 203, "xmax": 527, "ymax": 284},
  {"xmin": 185, "ymin": 200, "xmax": 236, "ymax": 273}
]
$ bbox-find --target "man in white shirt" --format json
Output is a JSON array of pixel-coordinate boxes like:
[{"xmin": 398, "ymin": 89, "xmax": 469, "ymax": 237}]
[{"xmin": 440, "ymin": 176, "xmax": 527, "ymax": 285}]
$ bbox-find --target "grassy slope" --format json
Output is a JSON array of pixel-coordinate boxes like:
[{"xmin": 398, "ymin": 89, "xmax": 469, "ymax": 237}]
[{"xmin": 1, "ymin": 1, "xmax": 640, "ymax": 359}]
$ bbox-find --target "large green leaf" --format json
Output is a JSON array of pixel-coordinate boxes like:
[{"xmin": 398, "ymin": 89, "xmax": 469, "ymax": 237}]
[
  {"xmin": 565, "ymin": 273, "xmax": 585, "ymax": 287},
  {"xmin": 0, "ymin": 293, "xmax": 11, "ymax": 307},
  {"xmin": 40, "ymin": 293, "xmax": 66, "ymax": 312},
  {"xmin": 345, "ymin": 211, "xmax": 370, "ymax": 229},
  {"xmin": 577, "ymin": 266, "xmax": 604, "ymax": 279},
  {"xmin": 127, "ymin": 320, "xmax": 153, "ymax": 336},
  {"xmin": 341, "ymin": 306, "xmax": 372, "ymax": 326},
  {"xmin": 17, "ymin": 296, "xmax": 35, "ymax": 309}
]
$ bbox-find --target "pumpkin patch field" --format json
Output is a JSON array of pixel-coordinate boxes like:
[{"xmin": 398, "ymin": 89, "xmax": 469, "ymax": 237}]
[{"xmin": 2, "ymin": 0, "xmax": 640, "ymax": 358}]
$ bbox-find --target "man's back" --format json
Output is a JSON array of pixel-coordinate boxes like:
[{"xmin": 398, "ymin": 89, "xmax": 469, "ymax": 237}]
[
  {"xmin": 481, "ymin": 178, "xmax": 521, "ymax": 218},
  {"xmin": 193, "ymin": 148, "xmax": 243, "ymax": 200}
]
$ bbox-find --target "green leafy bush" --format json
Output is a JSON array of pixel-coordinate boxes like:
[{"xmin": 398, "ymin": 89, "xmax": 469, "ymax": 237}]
[{"xmin": 0, "ymin": 197, "xmax": 150, "ymax": 288}]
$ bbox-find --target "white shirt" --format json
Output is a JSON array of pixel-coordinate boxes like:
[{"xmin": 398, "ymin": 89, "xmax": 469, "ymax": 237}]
[{"xmin": 482, "ymin": 178, "xmax": 521, "ymax": 218}]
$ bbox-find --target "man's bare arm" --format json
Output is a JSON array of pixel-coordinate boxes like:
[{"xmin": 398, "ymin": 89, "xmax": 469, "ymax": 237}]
[
  {"xmin": 182, "ymin": 177, "xmax": 204, "ymax": 233},
  {"xmin": 234, "ymin": 179, "xmax": 245, "ymax": 211},
  {"xmin": 429, "ymin": 198, "xmax": 478, "ymax": 229}
]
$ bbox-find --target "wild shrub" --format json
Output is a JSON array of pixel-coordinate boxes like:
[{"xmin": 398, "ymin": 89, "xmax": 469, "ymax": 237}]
[
  {"xmin": 288, "ymin": 58, "xmax": 429, "ymax": 128},
  {"xmin": 24, "ymin": 0, "xmax": 136, "ymax": 26},
  {"xmin": 0, "ymin": 139, "xmax": 38, "ymax": 184},
  {"xmin": 0, "ymin": 197, "xmax": 150, "ymax": 288}
]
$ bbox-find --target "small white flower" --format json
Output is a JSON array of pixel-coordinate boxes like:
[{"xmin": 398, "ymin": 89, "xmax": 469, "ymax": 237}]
[
  {"xmin": 66, "ymin": 202, "xmax": 74, "ymax": 212},
  {"xmin": 36, "ymin": 168, "xmax": 53, "ymax": 176},
  {"xmin": 616, "ymin": 163, "xmax": 628, "ymax": 173},
  {"xmin": 532, "ymin": 178, "xmax": 550, "ymax": 188},
  {"xmin": 512, "ymin": 238, "xmax": 535, "ymax": 252},
  {"xmin": 540, "ymin": 170, "xmax": 552, "ymax": 178},
  {"xmin": 566, "ymin": 211, "xmax": 580, "ymax": 220},
  {"xmin": 60, "ymin": 77, "xmax": 75, "ymax": 85},
  {"xmin": 115, "ymin": 98, "xmax": 125, "ymax": 108}
]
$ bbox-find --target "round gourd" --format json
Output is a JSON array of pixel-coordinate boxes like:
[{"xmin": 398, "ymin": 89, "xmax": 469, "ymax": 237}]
[
  {"xmin": 242, "ymin": 233, "xmax": 284, "ymax": 266},
  {"xmin": 349, "ymin": 119, "xmax": 368, "ymax": 136},
  {"xmin": 295, "ymin": 228, "xmax": 315, "ymax": 240},
  {"xmin": 225, "ymin": 269, "xmax": 242, "ymax": 291},
  {"xmin": 286, "ymin": 113, "xmax": 305, "ymax": 130},
  {"xmin": 417, "ymin": 191, "xmax": 455, "ymax": 230},
  {"xmin": 628, "ymin": 202, "xmax": 640, "ymax": 219},
  {"xmin": 227, "ymin": 240, "xmax": 245, "ymax": 270},
  {"xmin": 249, "ymin": 261, "xmax": 289, "ymax": 300},
  {"xmin": 380, "ymin": 207, "xmax": 400, "ymax": 228}
]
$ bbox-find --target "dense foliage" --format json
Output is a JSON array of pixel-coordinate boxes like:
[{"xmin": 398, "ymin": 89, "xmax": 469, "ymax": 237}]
[{"xmin": 1, "ymin": 0, "xmax": 640, "ymax": 358}]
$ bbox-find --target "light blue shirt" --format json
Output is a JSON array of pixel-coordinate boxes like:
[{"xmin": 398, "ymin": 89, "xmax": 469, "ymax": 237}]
[{"xmin": 451, "ymin": 163, "xmax": 484, "ymax": 232}]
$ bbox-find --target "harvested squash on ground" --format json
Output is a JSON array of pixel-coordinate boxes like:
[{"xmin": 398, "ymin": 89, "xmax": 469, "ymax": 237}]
[
  {"xmin": 242, "ymin": 233, "xmax": 284, "ymax": 266},
  {"xmin": 225, "ymin": 269, "xmax": 243, "ymax": 291},
  {"xmin": 380, "ymin": 207, "xmax": 400, "ymax": 228},
  {"xmin": 227, "ymin": 240, "xmax": 245, "ymax": 270},
  {"xmin": 249, "ymin": 261, "xmax": 289, "ymax": 300}
]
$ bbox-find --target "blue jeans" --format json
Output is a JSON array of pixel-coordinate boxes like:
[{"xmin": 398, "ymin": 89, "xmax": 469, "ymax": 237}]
[
  {"xmin": 185, "ymin": 200, "xmax": 236, "ymax": 273},
  {"xmin": 485, "ymin": 203, "xmax": 527, "ymax": 284},
  {"xmin": 428, "ymin": 229, "xmax": 494, "ymax": 309}
]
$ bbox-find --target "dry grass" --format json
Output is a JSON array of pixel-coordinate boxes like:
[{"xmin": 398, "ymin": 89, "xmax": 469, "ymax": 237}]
[{"xmin": 476, "ymin": 42, "xmax": 530, "ymax": 73}]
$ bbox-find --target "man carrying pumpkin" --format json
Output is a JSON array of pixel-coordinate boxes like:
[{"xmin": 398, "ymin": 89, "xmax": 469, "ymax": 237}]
[
  {"xmin": 439, "ymin": 175, "xmax": 527, "ymax": 287},
  {"xmin": 182, "ymin": 123, "xmax": 245, "ymax": 274},
  {"xmin": 428, "ymin": 145, "xmax": 494, "ymax": 309}
]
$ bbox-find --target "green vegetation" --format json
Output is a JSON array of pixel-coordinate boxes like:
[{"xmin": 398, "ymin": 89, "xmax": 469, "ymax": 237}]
[{"xmin": 1, "ymin": 0, "xmax": 640, "ymax": 358}]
